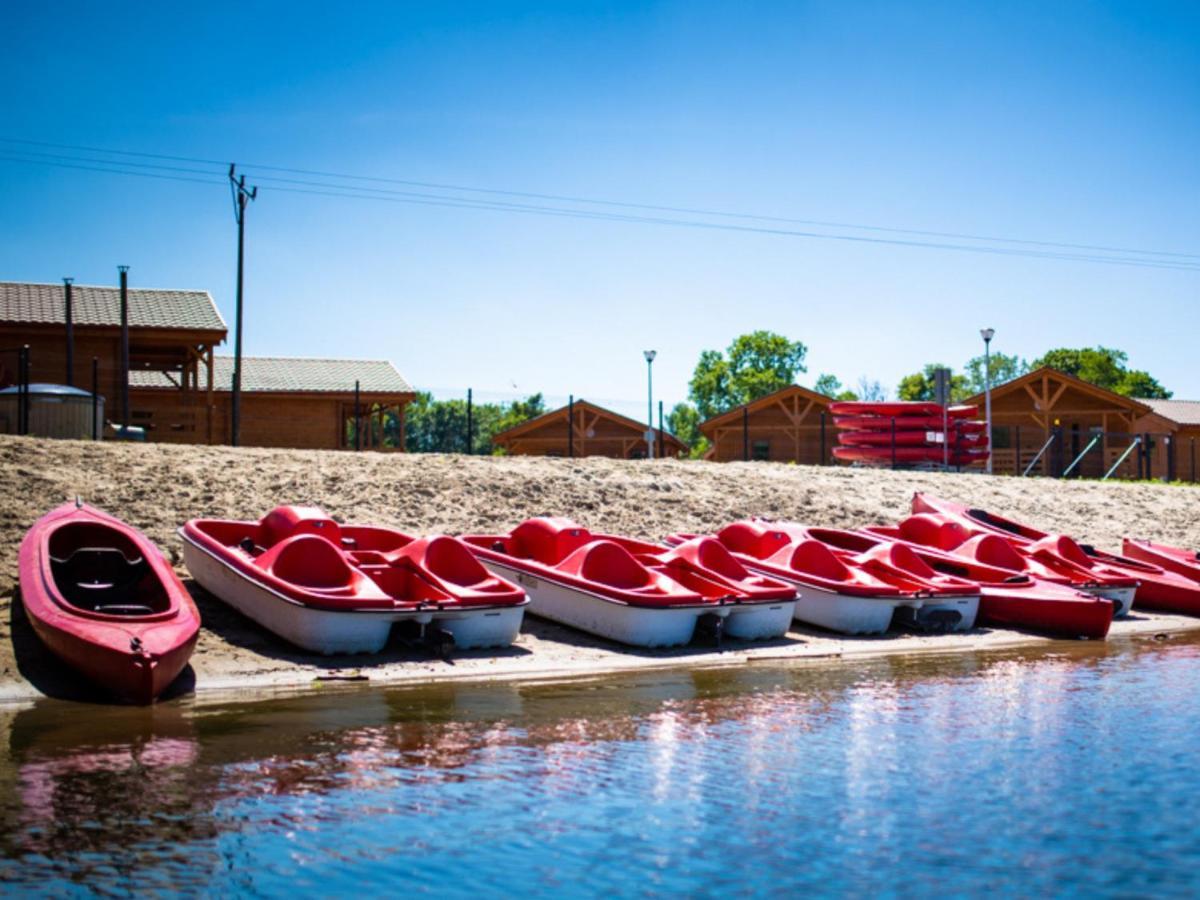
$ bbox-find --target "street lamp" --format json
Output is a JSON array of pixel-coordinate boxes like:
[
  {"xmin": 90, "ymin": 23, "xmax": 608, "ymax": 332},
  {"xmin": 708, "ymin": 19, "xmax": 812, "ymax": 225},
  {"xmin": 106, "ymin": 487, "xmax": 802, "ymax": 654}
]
[
  {"xmin": 644, "ymin": 350, "xmax": 657, "ymax": 459},
  {"xmin": 980, "ymin": 328, "xmax": 995, "ymax": 474}
]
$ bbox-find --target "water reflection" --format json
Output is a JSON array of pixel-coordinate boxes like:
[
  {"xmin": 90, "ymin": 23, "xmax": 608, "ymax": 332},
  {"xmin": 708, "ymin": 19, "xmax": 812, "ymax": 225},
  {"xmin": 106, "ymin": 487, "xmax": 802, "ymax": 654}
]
[{"xmin": 2, "ymin": 637, "xmax": 1200, "ymax": 895}]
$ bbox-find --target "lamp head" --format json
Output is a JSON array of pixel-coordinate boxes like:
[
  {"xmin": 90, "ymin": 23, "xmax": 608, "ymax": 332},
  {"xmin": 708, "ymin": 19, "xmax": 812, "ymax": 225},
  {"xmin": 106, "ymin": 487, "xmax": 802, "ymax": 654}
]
[
  {"xmin": 980, "ymin": 328, "xmax": 995, "ymax": 343},
  {"xmin": 644, "ymin": 350, "xmax": 657, "ymax": 363}
]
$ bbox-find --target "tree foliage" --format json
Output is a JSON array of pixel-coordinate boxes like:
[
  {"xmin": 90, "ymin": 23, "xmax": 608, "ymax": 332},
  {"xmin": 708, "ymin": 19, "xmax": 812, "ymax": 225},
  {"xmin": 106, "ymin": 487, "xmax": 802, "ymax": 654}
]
[
  {"xmin": 688, "ymin": 331, "xmax": 808, "ymax": 420},
  {"xmin": 813, "ymin": 373, "xmax": 859, "ymax": 401},
  {"xmin": 1032, "ymin": 347, "xmax": 1171, "ymax": 399},
  {"xmin": 895, "ymin": 364, "xmax": 969, "ymax": 403},
  {"xmin": 666, "ymin": 402, "xmax": 709, "ymax": 459},
  {"xmin": 963, "ymin": 352, "xmax": 1028, "ymax": 395},
  {"xmin": 402, "ymin": 392, "xmax": 545, "ymax": 454}
]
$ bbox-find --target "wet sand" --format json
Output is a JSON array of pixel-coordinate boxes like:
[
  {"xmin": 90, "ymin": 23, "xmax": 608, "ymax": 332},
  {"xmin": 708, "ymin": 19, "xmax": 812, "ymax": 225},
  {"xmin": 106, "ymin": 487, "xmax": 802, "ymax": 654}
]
[{"xmin": 3, "ymin": 434, "xmax": 1199, "ymax": 704}]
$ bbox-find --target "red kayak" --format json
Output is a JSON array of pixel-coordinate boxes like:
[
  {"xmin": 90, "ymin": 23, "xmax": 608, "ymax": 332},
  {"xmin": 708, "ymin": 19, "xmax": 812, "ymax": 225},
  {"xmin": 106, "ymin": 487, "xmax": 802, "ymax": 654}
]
[
  {"xmin": 18, "ymin": 503, "xmax": 200, "ymax": 704},
  {"xmin": 912, "ymin": 493, "xmax": 1200, "ymax": 615},
  {"xmin": 834, "ymin": 446, "xmax": 989, "ymax": 465},
  {"xmin": 861, "ymin": 524, "xmax": 1113, "ymax": 639},
  {"xmin": 834, "ymin": 415, "xmax": 986, "ymax": 433},
  {"xmin": 829, "ymin": 402, "xmax": 978, "ymax": 419},
  {"xmin": 889, "ymin": 514, "xmax": 1137, "ymax": 616},
  {"xmin": 1123, "ymin": 539, "xmax": 1200, "ymax": 584},
  {"xmin": 839, "ymin": 430, "xmax": 988, "ymax": 449}
]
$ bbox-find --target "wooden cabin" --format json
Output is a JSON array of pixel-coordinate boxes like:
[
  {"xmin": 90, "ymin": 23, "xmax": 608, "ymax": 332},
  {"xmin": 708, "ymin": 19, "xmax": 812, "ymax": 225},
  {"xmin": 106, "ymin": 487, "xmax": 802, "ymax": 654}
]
[
  {"xmin": 1, "ymin": 280, "xmax": 415, "ymax": 450},
  {"xmin": 966, "ymin": 367, "xmax": 1154, "ymax": 478},
  {"xmin": 491, "ymin": 399, "xmax": 686, "ymax": 458},
  {"xmin": 1133, "ymin": 400, "xmax": 1200, "ymax": 483},
  {"xmin": 699, "ymin": 385, "xmax": 835, "ymax": 463},
  {"xmin": 131, "ymin": 356, "xmax": 413, "ymax": 450}
]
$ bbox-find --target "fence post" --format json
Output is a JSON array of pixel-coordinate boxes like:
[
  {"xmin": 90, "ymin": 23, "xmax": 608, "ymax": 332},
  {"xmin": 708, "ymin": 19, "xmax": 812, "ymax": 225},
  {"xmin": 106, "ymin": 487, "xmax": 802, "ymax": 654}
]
[
  {"xmin": 466, "ymin": 388, "xmax": 473, "ymax": 455},
  {"xmin": 91, "ymin": 357, "xmax": 99, "ymax": 440},
  {"xmin": 1143, "ymin": 433, "xmax": 1151, "ymax": 481},
  {"xmin": 568, "ymin": 394, "xmax": 574, "ymax": 458},
  {"xmin": 20, "ymin": 345, "xmax": 30, "ymax": 436},
  {"xmin": 742, "ymin": 405, "xmax": 749, "ymax": 461},
  {"xmin": 820, "ymin": 411, "xmax": 826, "ymax": 465},
  {"xmin": 1136, "ymin": 435, "xmax": 1144, "ymax": 480},
  {"xmin": 657, "ymin": 400, "xmax": 664, "ymax": 459},
  {"xmin": 1167, "ymin": 435, "xmax": 1176, "ymax": 483},
  {"xmin": 890, "ymin": 417, "xmax": 897, "ymax": 469},
  {"xmin": 354, "ymin": 380, "xmax": 361, "ymax": 451}
]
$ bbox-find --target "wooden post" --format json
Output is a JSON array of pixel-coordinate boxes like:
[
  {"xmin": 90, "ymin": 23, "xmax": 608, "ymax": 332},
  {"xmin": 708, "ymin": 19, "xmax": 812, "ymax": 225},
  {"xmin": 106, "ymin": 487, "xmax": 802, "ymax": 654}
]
[
  {"xmin": 742, "ymin": 405, "xmax": 749, "ymax": 461},
  {"xmin": 466, "ymin": 388, "xmax": 473, "ymax": 455},
  {"xmin": 1167, "ymin": 434, "xmax": 1176, "ymax": 482},
  {"xmin": 354, "ymin": 381, "xmax": 361, "ymax": 451}
]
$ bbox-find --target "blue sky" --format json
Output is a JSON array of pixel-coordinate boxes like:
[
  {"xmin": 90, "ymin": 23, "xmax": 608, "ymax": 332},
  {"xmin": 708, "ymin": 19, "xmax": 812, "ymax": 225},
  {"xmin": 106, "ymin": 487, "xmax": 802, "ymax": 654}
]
[{"xmin": 2, "ymin": 1, "xmax": 1197, "ymax": 418}]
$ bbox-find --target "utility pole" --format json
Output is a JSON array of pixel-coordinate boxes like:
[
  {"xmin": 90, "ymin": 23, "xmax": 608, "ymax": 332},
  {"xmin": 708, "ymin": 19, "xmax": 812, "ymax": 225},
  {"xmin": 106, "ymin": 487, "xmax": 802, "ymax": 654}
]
[
  {"xmin": 63, "ymin": 278, "xmax": 74, "ymax": 386},
  {"xmin": 229, "ymin": 164, "xmax": 258, "ymax": 447}
]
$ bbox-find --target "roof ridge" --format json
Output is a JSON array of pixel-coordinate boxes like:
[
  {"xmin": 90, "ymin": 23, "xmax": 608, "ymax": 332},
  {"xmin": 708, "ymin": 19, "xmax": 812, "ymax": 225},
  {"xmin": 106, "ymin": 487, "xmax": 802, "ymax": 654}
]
[
  {"xmin": 0, "ymin": 280, "xmax": 213, "ymax": 295},
  {"xmin": 212, "ymin": 354, "xmax": 396, "ymax": 364}
]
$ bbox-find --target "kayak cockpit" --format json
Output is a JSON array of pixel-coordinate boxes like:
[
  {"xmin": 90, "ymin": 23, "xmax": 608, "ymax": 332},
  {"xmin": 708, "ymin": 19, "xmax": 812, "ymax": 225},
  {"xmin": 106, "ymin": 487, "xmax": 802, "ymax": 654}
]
[{"xmin": 48, "ymin": 523, "xmax": 171, "ymax": 617}]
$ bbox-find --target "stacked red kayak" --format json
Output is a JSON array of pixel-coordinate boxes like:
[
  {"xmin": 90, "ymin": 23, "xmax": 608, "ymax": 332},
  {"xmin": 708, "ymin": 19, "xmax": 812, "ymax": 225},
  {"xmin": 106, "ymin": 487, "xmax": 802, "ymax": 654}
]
[{"xmin": 829, "ymin": 401, "xmax": 989, "ymax": 467}]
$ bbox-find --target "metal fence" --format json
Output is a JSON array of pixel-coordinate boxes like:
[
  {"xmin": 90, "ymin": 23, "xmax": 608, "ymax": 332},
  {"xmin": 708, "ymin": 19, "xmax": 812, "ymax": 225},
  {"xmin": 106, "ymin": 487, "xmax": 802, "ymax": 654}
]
[{"xmin": 989, "ymin": 424, "xmax": 1193, "ymax": 482}]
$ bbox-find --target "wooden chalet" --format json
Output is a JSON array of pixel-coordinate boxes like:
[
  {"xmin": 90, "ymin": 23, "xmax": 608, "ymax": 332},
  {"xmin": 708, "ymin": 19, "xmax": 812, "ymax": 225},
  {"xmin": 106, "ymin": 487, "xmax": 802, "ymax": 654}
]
[
  {"xmin": 491, "ymin": 399, "xmax": 686, "ymax": 458},
  {"xmin": 965, "ymin": 366, "xmax": 1153, "ymax": 478},
  {"xmin": 1, "ymin": 281, "xmax": 415, "ymax": 450},
  {"xmin": 699, "ymin": 385, "xmax": 835, "ymax": 463}
]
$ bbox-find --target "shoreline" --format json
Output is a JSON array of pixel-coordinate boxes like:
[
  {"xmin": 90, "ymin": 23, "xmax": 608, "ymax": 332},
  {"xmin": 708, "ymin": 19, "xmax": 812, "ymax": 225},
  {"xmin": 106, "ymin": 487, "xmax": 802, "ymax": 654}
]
[
  {"xmin": 5, "ymin": 434, "xmax": 1200, "ymax": 709},
  {"xmin": 4, "ymin": 607, "xmax": 1196, "ymax": 708}
]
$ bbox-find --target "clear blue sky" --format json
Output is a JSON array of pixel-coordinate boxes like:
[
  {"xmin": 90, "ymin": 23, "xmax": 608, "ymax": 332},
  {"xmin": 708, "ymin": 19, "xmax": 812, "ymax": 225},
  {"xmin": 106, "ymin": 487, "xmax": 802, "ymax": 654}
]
[{"xmin": 2, "ymin": 1, "xmax": 1197, "ymax": 419}]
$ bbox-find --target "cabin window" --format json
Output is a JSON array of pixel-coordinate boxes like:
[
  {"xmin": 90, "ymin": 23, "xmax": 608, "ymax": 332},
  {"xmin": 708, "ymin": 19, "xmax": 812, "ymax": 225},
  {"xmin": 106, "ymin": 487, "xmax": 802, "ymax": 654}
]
[{"xmin": 752, "ymin": 440, "xmax": 770, "ymax": 461}]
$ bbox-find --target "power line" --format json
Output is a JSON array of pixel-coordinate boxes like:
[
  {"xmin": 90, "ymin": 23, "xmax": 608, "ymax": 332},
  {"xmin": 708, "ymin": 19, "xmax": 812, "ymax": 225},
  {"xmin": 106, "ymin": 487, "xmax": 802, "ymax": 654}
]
[
  {"xmin": 1, "ymin": 145, "xmax": 1198, "ymax": 272},
  {"xmin": 3, "ymin": 135, "xmax": 1197, "ymax": 263}
]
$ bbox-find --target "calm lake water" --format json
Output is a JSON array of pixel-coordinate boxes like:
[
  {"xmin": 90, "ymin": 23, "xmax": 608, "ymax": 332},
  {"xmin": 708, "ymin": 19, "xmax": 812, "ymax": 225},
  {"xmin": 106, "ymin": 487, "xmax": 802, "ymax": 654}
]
[{"xmin": 3, "ymin": 636, "xmax": 1200, "ymax": 897}]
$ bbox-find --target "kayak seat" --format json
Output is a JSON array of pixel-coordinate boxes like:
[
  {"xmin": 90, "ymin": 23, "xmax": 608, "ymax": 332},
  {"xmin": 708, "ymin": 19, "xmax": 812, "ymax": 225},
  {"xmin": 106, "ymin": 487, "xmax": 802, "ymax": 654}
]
[
  {"xmin": 512, "ymin": 518, "xmax": 594, "ymax": 565},
  {"xmin": 1031, "ymin": 535, "xmax": 1093, "ymax": 569},
  {"xmin": 50, "ymin": 547, "xmax": 170, "ymax": 614},
  {"xmin": 716, "ymin": 521, "xmax": 791, "ymax": 561},
  {"xmin": 780, "ymin": 540, "xmax": 853, "ymax": 581},
  {"xmin": 898, "ymin": 515, "xmax": 969, "ymax": 551},
  {"xmin": 961, "ymin": 534, "xmax": 1026, "ymax": 571},
  {"xmin": 257, "ymin": 534, "xmax": 358, "ymax": 591},
  {"xmin": 259, "ymin": 506, "xmax": 342, "ymax": 548},
  {"xmin": 419, "ymin": 536, "xmax": 511, "ymax": 594},
  {"xmin": 559, "ymin": 540, "xmax": 653, "ymax": 590},
  {"xmin": 686, "ymin": 538, "xmax": 753, "ymax": 580},
  {"xmin": 856, "ymin": 542, "xmax": 936, "ymax": 579}
]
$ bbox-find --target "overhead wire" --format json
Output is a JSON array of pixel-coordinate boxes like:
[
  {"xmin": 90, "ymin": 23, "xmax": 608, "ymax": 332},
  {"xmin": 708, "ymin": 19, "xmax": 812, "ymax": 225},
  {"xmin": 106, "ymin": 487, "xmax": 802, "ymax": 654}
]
[
  {"xmin": 4, "ymin": 135, "xmax": 1197, "ymax": 262},
  {"xmin": 1, "ymin": 141, "xmax": 1198, "ymax": 272}
]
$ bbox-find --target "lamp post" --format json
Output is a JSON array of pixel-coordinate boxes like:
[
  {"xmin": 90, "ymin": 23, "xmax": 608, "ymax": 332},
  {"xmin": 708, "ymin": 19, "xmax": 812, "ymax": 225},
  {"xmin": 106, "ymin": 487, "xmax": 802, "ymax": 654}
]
[
  {"xmin": 644, "ymin": 350, "xmax": 657, "ymax": 459},
  {"xmin": 981, "ymin": 328, "xmax": 995, "ymax": 474}
]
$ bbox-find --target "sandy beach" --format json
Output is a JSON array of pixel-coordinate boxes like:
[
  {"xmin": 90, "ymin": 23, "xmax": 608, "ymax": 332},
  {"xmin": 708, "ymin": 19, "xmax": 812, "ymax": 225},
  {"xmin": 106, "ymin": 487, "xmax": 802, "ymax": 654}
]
[{"xmin": 3, "ymin": 434, "xmax": 1199, "ymax": 705}]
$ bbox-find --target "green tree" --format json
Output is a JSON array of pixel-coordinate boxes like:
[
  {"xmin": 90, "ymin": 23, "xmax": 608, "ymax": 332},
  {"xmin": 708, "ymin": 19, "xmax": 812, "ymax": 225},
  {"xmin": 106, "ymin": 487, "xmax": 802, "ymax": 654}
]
[
  {"xmin": 402, "ymin": 392, "xmax": 545, "ymax": 454},
  {"xmin": 813, "ymin": 373, "xmax": 859, "ymax": 401},
  {"xmin": 963, "ymin": 352, "xmax": 1028, "ymax": 395},
  {"xmin": 896, "ymin": 364, "xmax": 968, "ymax": 403},
  {"xmin": 1033, "ymin": 347, "xmax": 1172, "ymax": 398},
  {"xmin": 666, "ymin": 402, "xmax": 709, "ymax": 459},
  {"xmin": 688, "ymin": 331, "xmax": 808, "ymax": 419}
]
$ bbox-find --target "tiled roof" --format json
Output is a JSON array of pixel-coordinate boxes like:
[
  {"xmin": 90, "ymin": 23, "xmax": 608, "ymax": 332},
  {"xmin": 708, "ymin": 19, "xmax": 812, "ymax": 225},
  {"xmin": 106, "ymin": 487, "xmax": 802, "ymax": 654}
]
[
  {"xmin": 1, "ymin": 281, "xmax": 226, "ymax": 333},
  {"xmin": 130, "ymin": 355, "xmax": 413, "ymax": 395},
  {"xmin": 1141, "ymin": 399, "xmax": 1200, "ymax": 427}
]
